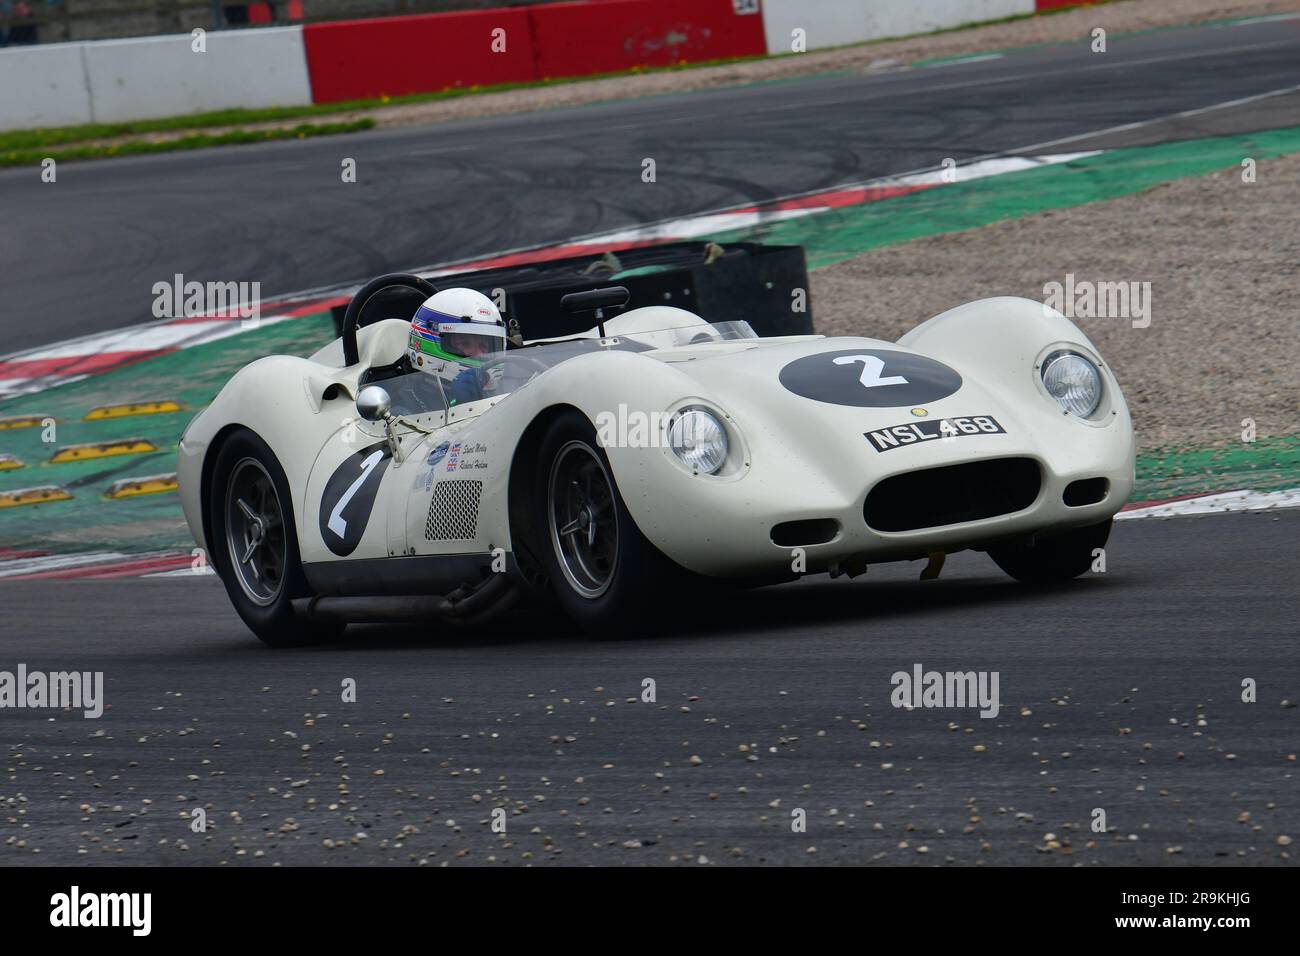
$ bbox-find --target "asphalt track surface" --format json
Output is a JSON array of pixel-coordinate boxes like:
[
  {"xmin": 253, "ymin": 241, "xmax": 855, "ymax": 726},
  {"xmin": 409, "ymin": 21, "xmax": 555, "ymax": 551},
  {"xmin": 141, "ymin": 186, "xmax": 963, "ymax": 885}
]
[
  {"xmin": 2, "ymin": 511, "xmax": 1296, "ymax": 866},
  {"xmin": 3, "ymin": 18, "xmax": 1300, "ymax": 353}
]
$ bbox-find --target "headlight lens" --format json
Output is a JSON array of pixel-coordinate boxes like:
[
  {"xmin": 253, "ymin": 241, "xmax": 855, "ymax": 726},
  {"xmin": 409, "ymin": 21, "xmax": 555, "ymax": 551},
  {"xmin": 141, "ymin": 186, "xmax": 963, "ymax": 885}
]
[
  {"xmin": 667, "ymin": 408, "xmax": 728, "ymax": 474},
  {"xmin": 1042, "ymin": 351, "xmax": 1102, "ymax": 417}
]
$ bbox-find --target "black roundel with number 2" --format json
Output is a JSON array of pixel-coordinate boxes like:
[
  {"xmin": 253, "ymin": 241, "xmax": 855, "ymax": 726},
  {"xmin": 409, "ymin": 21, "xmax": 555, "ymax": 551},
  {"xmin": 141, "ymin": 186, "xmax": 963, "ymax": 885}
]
[
  {"xmin": 318, "ymin": 440, "xmax": 392, "ymax": 557},
  {"xmin": 778, "ymin": 349, "xmax": 962, "ymax": 408}
]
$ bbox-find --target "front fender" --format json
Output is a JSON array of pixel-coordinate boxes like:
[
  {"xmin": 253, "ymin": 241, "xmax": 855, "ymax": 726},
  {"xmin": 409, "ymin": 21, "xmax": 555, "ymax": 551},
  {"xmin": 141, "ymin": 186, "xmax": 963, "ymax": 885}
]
[
  {"xmin": 177, "ymin": 355, "xmax": 363, "ymax": 556},
  {"xmin": 449, "ymin": 349, "xmax": 723, "ymax": 556},
  {"xmin": 899, "ymin": 297, "xmax": 1122, "ymax": 405}
]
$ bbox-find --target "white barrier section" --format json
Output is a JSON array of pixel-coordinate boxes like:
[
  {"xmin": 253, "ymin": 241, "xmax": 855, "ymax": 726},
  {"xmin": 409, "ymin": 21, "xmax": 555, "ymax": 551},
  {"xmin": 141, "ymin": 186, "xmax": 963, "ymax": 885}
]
[
  {"xmin": 0, "ymin": 43, "xmax": 94, "ymax": 130},
  {"xmin": 0, "ymin": 27, "xmax": 313, "ymax": 131},
  {"xmin": 82, "ymin": 26, "xmax": 313, "ymax": 124},
  {"xmin": 763, "ymin": 0, "xmax": 1035, "ymax": 55}
]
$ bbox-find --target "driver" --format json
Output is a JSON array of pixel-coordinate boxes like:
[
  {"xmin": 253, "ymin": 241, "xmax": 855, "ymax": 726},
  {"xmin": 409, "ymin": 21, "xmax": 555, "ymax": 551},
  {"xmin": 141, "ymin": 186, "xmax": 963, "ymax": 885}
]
[{"xmin": 407, "ymin": 288, "xmax": 508, "ymax": 407}]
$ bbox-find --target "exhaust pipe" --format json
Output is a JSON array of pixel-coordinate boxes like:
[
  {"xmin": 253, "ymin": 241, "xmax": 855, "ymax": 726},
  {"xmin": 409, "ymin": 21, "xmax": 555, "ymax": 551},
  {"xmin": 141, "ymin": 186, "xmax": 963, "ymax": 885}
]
[
  {"xmin": 292, "ymin": 594, "xmax": 453, "ymax": 624},
  {"xmin": 291, "ymin": 575, "xmax": 519, "ymax": 625}
]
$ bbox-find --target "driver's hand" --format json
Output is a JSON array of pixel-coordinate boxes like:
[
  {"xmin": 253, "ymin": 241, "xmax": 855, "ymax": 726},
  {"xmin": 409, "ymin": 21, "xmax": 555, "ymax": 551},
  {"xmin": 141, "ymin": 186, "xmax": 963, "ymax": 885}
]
[{"xmin": 482, "ymin": 364, "xmax": 505, "ymax": 394}]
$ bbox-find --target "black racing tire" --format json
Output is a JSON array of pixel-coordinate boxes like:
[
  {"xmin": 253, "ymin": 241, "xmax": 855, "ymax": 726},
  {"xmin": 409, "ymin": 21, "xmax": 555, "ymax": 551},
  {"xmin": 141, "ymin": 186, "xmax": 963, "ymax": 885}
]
[
  {"xmin": 208, "ymin": 428, "xmax": 342, "ymax": 647},
  {"xmin": 532, "ymin": 410, "xmax": 689, "ymax": 637},
  {"xmin": 988, "ymin": 518, "xmax": 1113, "ymax": 585}
]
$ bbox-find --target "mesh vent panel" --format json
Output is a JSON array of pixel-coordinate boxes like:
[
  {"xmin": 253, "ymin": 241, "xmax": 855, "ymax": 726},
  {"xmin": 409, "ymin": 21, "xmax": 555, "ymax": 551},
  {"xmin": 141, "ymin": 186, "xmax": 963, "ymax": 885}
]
[{"xmin": 425, "ymin": 480, "xmax": 482, "ymax": 540}]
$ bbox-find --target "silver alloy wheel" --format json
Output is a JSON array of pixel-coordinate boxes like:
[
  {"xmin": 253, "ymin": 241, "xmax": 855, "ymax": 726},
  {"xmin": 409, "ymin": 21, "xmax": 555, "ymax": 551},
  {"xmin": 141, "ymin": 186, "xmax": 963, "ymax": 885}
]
[
  {"xmin": 547, "ymin": 440, "xmax": 619, "ymax": 599},
  {"xmin": 224, "ymin": 457, "xmax": 287, "ymax": 607}
]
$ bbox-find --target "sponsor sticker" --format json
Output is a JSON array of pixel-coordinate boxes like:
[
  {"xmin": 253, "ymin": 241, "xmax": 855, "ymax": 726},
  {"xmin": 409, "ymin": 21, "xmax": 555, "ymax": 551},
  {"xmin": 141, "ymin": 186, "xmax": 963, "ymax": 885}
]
[
  {"xmin": 427, "ymin": 441, "xmax": 450, "ymax": 466},
  {"xmin": 456, "ymin": 441, "xmax": 489, "ymax": 472},
  {"xmin": 865, "ymin": 415, "xmax": 1006, "ymax": 452},
  {"xmin": 414, "ymin": 466, "xmax": 436, "ymax": 493}
]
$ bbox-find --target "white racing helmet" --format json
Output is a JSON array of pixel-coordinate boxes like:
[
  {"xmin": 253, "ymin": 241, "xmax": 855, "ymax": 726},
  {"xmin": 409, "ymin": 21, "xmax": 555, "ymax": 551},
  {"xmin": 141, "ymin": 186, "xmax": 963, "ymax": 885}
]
[{"xmin": 408, "ymin": 288, "xmax": 507, "ymax": 369}]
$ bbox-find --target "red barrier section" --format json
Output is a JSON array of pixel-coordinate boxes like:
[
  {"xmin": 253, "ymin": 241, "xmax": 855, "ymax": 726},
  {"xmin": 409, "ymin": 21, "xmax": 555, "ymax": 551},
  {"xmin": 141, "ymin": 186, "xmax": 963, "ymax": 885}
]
[
  {"xmin": 303, "ymin": 8, "xmax": 537, "ymax": 104},
  {"xmin": 302, "ymin": 0, "xmax": 767, "ymax": 105},
  {"xmin": 529, "ymin": 0, "xmax": 767, "ymax": 79}
]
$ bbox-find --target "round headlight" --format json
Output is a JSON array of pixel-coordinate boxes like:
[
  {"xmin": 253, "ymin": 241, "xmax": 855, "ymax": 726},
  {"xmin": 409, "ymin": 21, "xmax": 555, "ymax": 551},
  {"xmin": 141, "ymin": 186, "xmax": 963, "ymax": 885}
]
[
  {"xmin": 1042, "ymin": 351, "xmax": 1102, "ymax": 417},
  {"xmin": 667, "ymin": 408, "xmax": 728, "ymax": 474}
]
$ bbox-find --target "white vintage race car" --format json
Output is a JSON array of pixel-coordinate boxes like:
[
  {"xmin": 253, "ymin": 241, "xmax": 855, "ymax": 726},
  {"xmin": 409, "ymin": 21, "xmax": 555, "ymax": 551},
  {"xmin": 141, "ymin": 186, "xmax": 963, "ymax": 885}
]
[{"xmin": 177, "ymin": 273, "xmax": 1134, "ymax": 645}]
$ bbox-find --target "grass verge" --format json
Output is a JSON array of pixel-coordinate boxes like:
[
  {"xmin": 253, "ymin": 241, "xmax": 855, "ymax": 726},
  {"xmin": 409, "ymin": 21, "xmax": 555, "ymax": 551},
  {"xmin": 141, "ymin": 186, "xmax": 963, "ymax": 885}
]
[{"xmin": 0, "ymin": 119, "xmax": 374, "ymax": 167}]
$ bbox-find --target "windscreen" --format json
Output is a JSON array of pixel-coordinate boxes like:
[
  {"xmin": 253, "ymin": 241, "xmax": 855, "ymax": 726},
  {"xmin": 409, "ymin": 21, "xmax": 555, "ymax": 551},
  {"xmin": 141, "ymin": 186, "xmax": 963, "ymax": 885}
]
[{"xmin": 384, "ymin": 319, "xmax": 758, "ymax": 417}]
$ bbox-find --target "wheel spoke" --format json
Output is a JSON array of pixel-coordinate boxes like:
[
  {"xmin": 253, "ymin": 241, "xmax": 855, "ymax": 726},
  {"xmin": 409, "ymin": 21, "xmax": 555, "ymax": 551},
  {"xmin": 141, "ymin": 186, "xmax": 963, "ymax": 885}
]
[
  {"xmin": 549, "ymin": 442, "xmax": 620, "ymax": 598},
  {"xmin": 227, "ymin": 459, "xmax": 287, "ymax": 607},
  {"xmin": 568, "ymin": 479, "xmax": 585, "ymax": 507}
]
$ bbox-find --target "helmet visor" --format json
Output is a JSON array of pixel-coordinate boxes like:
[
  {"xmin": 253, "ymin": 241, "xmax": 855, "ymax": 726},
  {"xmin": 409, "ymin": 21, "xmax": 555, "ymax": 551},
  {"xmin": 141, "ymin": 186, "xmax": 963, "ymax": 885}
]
[{"xmin": 437, "ymin": 322, "xmax": 506, "ymax": 360}]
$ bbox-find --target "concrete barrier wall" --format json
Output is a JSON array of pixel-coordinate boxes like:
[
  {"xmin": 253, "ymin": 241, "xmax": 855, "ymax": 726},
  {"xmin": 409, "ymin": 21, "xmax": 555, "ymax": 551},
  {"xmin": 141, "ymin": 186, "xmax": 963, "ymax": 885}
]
[
  {"xmin": 302, "ymin": 0, "xmax": 766, "ymax": 104},
  {"xmin": 528, "ymin": 0, "xmax": 766, "ymax": 80},
  {"xmin": 0, "ymin": 43, "xmax": 94, "ymax": 129},
  {"xmin": 83, "ymin": 28, "xmax": 313, "ymax": 123},
  {"xmin": 303, "ymin": 9, "xmax": 536, "ymax": 104},
  {"xmin": 1, "ymin": 0, "xmax": 1060, "ymax": 132},
  {"xmin": 762, "ymin": 0, "xmax": 1035, "ymax": 55},
  {"xmin": 0, "ymin": 27, "xmax": 312, "ymax": 130}
]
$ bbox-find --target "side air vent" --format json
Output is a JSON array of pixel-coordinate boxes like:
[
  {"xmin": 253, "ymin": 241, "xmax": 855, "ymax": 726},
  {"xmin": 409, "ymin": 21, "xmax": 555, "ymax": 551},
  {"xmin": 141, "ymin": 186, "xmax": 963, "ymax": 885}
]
[
  {"xmin": 1063, "ymin": 477, "xmax": 1108, "ymax": 507},
  {"xmin": 425, "ymin": 480, "xmax": 482, "ymax": 540},
  {"xmin": 771, "ymin": 518, "xmax": 839, "ymax": 547},
  {"xmin": 864, "ymin": 458, "xmax": 1041, "ymax": 533}
]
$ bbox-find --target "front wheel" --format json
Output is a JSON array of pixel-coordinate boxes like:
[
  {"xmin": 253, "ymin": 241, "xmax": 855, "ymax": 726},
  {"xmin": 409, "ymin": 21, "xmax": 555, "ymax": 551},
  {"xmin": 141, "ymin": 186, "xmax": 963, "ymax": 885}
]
[
  {"xmin": 988, "ymin": 518, "xmax": 1112, "ymax": 585},
  {"xmin": 208, "ymin": 429, "xmax": 341, "ymax": 647},
  {"xmin": 533, "ymin": 411, "xmax": 688, "ymax": 636}
]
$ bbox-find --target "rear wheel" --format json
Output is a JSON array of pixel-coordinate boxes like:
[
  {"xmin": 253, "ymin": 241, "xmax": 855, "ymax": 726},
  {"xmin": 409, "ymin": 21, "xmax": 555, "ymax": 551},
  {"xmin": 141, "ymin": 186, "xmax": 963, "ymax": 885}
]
[
  {"xmin": 209, "ymin": 429, "xmax": 341, "ymax": 647},
  {"xmin": 534, "ymin": 411, "xmax": 687, "ymax": 636},
  {"xmin": 988, "ymin": 518, "xmax": 1112, "ymax": 585}
]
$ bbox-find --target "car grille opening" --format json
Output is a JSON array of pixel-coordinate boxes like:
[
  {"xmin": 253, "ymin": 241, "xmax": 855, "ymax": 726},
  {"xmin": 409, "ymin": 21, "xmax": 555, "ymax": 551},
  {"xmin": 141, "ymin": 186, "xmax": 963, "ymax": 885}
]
[
  {"xmin": 771, "ymin": 518, "xmax": 839, "ymax": 547},
  {"xmin": 425, "ymin": 479, "xmax": 482, "ymax": 540},
  {"xmin": 1063, "ymin": 477, "xmax": 1108, "ymax": 507},
  {"xmin": 864, "ymin": 458, "xmax": 1041, "ymax": 533}
]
